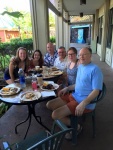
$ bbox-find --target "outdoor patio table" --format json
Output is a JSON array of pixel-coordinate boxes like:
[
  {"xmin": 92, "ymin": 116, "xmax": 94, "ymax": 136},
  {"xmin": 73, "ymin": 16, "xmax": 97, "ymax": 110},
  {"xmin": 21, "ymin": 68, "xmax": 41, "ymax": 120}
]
[{"xmin": 0, "ymin": 83, "xmax": 56, "ymax": 139}]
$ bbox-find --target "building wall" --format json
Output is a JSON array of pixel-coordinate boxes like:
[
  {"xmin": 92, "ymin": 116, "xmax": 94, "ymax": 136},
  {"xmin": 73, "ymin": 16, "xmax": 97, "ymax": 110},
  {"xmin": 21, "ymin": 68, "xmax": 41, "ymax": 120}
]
[
  {"xmin": 0, "ymin": 29, "xmax": 19, "ymax": 42},
  {"xmin": 0, "ymin": 30, "xmax": 5, "ymax": 42}
]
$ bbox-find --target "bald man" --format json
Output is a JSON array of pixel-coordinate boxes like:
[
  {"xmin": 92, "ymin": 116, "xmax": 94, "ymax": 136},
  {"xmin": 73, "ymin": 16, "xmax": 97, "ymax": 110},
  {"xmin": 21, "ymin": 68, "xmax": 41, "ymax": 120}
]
[{"xmin": 44, "ymin": 42, "xmax": 58, "ymax": 67}]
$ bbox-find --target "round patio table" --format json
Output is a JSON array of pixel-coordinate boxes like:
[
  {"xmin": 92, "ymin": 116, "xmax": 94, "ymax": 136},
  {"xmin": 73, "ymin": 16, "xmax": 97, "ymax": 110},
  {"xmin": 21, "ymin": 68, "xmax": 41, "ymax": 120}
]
[{"xmin": 0, "ymin": 83, "xmax": 56, "ymax": 139}]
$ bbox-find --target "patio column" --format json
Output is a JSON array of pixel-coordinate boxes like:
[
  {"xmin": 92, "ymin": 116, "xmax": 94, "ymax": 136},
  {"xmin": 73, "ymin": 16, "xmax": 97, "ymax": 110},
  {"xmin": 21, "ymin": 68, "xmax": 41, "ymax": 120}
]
[
  {"xmin": 55, "ymin": 0, "xmax": 64, "ymax": 49},
  {"xmin": 29, "ymin": 0, "xmax": 49, "ymax": 55},
  {"xmin": 64, "ymin": 12, "xmax": 69, "ymax": 51},
  {"xmin": 100, "ymin": 0, "xmax": 109, "ymax": 61}
]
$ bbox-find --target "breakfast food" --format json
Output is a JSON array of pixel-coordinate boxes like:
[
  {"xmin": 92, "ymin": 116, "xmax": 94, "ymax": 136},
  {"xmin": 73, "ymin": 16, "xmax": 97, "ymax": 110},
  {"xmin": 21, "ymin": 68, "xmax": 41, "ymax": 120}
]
[
  {"xmin": 1, "ymin": 87, "xmax": 18, "ymax": 95},
  {"xmin": 25, "ymin": 92, "xmax": 35, "ymax": 99},
  {"xmin": 21, "ymin": 91, "xmax": 40, "ymax": 101},
  {"xmin": 42, "ymin": 82, "xmax": 54, "ymax": 90},
  {"xmin": 50, "ymin": 71, "xmax": 63, "ymax": 76},
  {"xmin": 51, "ymin": 67, "xmax": 59, "ymax": 71}
]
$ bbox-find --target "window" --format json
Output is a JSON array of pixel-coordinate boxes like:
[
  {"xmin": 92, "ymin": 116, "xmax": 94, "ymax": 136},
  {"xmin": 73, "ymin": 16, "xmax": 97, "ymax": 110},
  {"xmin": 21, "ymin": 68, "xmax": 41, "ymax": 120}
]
[
  {"xmin": 98, "ymin": 16, "xmax": 103, "ymax": 44},
  {"xmin": 107, "ymin": 8, "xmax": 113, "ymax": 48}
]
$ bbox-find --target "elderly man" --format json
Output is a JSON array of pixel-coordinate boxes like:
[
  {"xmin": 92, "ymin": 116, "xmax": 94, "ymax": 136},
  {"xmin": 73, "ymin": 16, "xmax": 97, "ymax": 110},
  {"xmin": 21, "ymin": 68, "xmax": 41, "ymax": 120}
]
[
  {"xmin": 44, "ymin": 42, "xmax": 58, "ymax": 67},
  {"xmin": 46, "ymin": 47, "xmax": 103, "ymax": 137},
  {"xmin": 54, "ymin": 46, "xmax": 67, "ymax": 71}
]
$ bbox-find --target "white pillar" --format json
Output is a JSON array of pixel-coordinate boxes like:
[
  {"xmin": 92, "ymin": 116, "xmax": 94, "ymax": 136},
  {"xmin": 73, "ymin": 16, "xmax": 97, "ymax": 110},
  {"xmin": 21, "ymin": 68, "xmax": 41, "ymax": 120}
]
[
  {"xmin": 64, "ymin": 12, "xmax": 69, "ymax": 50},
  {"xmin": 100, "ymin": 0, "xmax": 109, "ymax": 61},
  {"xmin": 29, "ymin": 0, "xmax": 49, "ymax": 55},
  {"xmin": 55, "ymin": 0, "xmax": 64, "ymax": 49}
]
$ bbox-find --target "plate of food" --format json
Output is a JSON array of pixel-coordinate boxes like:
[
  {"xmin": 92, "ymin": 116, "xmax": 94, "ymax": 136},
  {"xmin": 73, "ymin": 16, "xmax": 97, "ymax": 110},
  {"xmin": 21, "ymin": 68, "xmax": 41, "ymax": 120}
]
[
  {"xmin": 0, "ymin": 87, "xmax": 21, "ymax": 96},
  {"xmin": 50, "ymin": 67, "xmax": 59, "ymax": 71},
  {"xmin": 50, "ymin": 70, "xmax": 63, "ymax": 76},
  {"xmin": 41, "ymin": 82, "xmax": 59, "ymax": 91},
  {"xmin": 20, "ymin": 91, "xmax": 41, "ymax": 102}
]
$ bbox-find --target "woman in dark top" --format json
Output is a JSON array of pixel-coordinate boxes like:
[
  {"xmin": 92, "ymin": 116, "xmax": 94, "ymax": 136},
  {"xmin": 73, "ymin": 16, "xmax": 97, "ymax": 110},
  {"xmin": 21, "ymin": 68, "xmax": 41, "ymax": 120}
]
[
  {"xmin": 4, "ymin": 47, "xmax": 30, "ymax": 84},
  {"xmin": 29, "ymin": 49, "xmax": 44, "ymax": 69}
]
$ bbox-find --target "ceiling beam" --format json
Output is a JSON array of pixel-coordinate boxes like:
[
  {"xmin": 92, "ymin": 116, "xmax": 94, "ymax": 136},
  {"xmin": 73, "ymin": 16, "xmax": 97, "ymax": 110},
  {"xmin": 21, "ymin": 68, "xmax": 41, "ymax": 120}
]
[{"xmin": 48, "ymin": 1, "xmax": 61, "ymax": 16}]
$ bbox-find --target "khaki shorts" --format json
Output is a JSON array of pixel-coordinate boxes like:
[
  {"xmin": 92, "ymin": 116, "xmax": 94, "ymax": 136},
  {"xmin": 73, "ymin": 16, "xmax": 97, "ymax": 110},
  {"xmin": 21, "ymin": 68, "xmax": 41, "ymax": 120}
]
[{"xmin": 61, "ymin": 93, "xmax": 92, "ymax": 115}]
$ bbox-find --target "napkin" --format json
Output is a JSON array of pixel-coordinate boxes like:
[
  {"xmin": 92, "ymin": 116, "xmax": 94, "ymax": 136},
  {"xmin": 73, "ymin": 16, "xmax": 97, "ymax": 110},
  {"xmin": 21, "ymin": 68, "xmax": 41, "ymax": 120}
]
[{"xmin": 41, "ymin": 91, "xmax": 56, "ymax": 98}]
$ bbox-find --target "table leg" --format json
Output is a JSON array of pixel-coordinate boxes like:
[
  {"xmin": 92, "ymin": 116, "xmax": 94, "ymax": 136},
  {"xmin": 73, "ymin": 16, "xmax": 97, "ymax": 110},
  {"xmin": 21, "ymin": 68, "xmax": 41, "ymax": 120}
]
[
  {"xmin": 32, "ymin": 103, "xmax": 50, "ymax": 132},
  {"xmin": 15, "ymin": 103, "xmax": 50, "ymax": 139},
  {"xmin": 15, "ymin": 112, "xmax": 30, "ymax": 134}
]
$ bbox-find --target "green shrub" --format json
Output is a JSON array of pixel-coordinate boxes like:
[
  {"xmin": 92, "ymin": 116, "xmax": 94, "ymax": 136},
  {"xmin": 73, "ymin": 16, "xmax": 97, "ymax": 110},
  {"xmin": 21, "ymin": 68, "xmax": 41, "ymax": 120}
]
[
  {"xmin": 50, "ymin": 36, "xmax": 56, "ymax": 43},
  {"xmin": 0, "ymin": 38, "xmax": 33, "ymax": 73},
  {"xmin": 0, "ymin": 102, "xmax": 11, "ymax": 118}
]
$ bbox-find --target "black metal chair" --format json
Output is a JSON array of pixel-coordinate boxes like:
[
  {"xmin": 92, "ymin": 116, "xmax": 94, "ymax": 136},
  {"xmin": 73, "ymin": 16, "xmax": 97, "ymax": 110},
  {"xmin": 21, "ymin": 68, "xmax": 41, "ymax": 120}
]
[
  {"xmin": 70, "ymin": 83, "xmax": 106, "ymax": 145},
  {"xmin": 3, "ymin": 120, "xmax": 73, "ymax": 150}
]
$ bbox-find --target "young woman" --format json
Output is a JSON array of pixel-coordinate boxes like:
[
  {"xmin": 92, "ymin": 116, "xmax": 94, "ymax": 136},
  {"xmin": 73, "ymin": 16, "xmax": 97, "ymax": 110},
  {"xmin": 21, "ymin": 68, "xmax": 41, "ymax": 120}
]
[
  {"xmin": 29, "ymin": 49, "xmax": 44, "ymax": 69},
  {"xmin": 4, "ymin": 47, "xmax": 30, "ymax": 84},
  {"xmin": 67, "ymin": 47, "xmax": 79, "ymax": 85}
]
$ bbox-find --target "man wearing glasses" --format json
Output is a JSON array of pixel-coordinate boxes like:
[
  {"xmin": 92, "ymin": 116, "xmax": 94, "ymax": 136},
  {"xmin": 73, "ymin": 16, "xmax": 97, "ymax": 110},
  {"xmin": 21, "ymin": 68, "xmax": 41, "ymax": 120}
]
[
  {"xmin": 54, "ymin": 46, "xmax": 67, "ymax": 71},
  {"xmin": 46, "ymin": 47, "xmax": 103, "ymax": 139}
]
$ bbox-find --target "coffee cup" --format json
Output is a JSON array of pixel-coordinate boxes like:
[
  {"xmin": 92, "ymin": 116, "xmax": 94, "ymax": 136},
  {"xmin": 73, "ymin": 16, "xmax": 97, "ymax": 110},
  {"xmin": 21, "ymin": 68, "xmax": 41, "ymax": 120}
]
[
  {"xmin": 37, "ymin": 74, "xmax": 43, "ymax": 86},
  {"xmin": 35, "ymin": 66, "xmax": 40, "ymax": 71}
]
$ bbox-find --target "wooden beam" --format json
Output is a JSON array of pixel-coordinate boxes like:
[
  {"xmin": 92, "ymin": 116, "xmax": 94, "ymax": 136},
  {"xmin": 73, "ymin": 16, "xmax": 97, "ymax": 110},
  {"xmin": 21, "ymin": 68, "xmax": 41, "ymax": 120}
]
[{"xmin": 48, "ymin": 1, "xmax": 61, "ymax": 16}]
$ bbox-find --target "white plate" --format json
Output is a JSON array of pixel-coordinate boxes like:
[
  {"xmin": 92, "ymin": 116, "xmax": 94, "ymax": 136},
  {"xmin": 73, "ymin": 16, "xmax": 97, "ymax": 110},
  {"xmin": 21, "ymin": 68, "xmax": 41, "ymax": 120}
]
[
  {"xmin": 20, "ymin": 91, "xmax": 41, "ymax": 102},
  {"xmin": 0, "ymin": 87, "xmax": 21, "ymax": 96},
  {"xmin": 41, "ymin": 83, "xmax": 59, "ymax": 91}
]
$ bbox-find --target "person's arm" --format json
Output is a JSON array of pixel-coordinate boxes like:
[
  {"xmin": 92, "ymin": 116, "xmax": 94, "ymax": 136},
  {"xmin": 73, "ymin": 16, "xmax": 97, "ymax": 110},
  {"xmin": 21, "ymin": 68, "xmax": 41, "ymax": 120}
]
[
  {"xmin": 58, "ymin": 84, "xmax": 75, "ymax": 96},
  {"xmin": 75, "ymin": 89, "xmax": 100, "ymax": 116},
  {"xmin": 9, "ymin": 62, "xmax": 15, "ymax": 83}
]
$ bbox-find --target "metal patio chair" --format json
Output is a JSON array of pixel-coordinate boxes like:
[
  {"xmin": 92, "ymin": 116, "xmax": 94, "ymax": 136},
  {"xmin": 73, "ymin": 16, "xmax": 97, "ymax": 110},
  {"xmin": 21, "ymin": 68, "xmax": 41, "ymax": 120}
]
[
  {"xmin": 70, "ymin": 83, "xmax": 106, "ymax": 145},
  {"xmin": 3, "ymin": 120, "xmax": 73, "ymax": 150}
]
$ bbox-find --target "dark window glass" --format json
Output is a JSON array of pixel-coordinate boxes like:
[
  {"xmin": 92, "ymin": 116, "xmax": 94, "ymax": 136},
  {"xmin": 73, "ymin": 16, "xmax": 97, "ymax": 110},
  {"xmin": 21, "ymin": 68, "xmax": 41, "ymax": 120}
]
[
  {"xmin": 98, "ymin": 16, "xmax": 103, "ymax": 44},
  {"xmin": 107, "ymin": 8, "xmax": 113, "ymax": 48}
]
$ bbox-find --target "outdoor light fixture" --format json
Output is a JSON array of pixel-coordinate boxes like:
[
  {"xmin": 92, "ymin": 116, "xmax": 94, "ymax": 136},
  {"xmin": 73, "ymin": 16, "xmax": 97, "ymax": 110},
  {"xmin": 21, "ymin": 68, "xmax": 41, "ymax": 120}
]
[
  {"xmin": 80, "ymin": 0, "xmax": 86, "ymax": 5},
  {"xmin": 80, "ymin": 12, "xmax": 83, "ymax": 17}
]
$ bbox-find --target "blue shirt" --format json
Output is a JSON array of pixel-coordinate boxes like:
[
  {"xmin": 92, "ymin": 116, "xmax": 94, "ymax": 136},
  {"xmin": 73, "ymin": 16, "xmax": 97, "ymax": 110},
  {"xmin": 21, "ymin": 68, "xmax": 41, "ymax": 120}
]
[
  {"xmin": 44, "ymin": 50, "xmax": 58, "ymax": 67},
  {"xmin": 72, "ymin": 62, "xmax": 103, "ymax": 110}
]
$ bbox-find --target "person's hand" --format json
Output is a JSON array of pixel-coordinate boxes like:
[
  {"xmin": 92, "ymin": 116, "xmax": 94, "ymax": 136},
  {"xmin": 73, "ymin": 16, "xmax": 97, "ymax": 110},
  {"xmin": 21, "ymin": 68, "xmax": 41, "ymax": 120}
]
[
  {"xmin": 58, "ymin": 87, "xmax": 68, "ymax": 97},
  {"xmin": 75, "ymin": 101, "xmax": 86, "ymax": 116}
]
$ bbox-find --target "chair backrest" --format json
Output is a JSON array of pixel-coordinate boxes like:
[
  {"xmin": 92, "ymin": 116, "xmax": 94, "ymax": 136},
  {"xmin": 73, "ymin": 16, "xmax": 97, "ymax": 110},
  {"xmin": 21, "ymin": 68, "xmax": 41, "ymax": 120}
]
[
  {"xmin": 3, "ymin": 120, "xmax": 72, "ymax": 150},
  {"xmin": 91, "ymin": 82, "xmax": 106, "ymax": 104},
  {"xmin": 27, "ymin": 129, "xmax": 71, "ymax": 150},
  {"xmin": 27, "ymin": 120, "xmax": 72, "ymax": 150}
]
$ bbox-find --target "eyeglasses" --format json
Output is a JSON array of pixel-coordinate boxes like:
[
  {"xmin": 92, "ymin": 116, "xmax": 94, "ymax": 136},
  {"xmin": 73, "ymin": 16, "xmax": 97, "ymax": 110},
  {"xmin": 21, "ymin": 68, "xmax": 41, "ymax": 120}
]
[
  {"xmin": 68, "ymin": 53, "xmax": 75, "ymax": 56},
  {"xmin": 58, "ymin": 52, "xmax": 65, "ymax": 54},
  {"xmin": 78, "ymin": 53, "xmax": 90, "ymax": 57}
]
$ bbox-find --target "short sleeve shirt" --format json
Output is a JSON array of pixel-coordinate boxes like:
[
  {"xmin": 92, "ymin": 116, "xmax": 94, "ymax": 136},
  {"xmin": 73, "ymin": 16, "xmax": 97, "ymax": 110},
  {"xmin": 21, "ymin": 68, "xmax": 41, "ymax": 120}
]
[
  {"xmin": 44, "ymin": 50, "xmax": 58, "ymax": 67},
  {"xmin": 72, "ymin": 62, "xmax": 103, "ymax": 110},
  {"xmin": 54, "ymin": 57, "xmax": 67, "ymax": 71}
]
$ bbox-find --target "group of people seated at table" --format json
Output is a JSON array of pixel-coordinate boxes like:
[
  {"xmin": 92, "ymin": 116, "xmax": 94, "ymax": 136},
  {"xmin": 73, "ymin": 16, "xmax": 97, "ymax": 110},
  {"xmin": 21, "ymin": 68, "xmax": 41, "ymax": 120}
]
[
  {"xmin": 4, "ymin": 42, "xmax": 79, "ymax": 86},
  {"xmin": 46, "ymin": 46, "xmax": 103, "ymax": 140},
  {"xmin": 4, "ymin": 42, "xmax": 103, "ymax": 140}
]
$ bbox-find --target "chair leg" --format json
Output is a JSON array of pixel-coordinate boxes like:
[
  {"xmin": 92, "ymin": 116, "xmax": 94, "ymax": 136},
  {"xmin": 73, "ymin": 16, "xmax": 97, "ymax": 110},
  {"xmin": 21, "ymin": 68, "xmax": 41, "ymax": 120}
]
[
  {"xmin": 92, "ymin": 110, "xmax": 96, "ymax": 138},
  {"xmin": 70, "ymin": 116, "xmax": 78, "ymax": 145}
]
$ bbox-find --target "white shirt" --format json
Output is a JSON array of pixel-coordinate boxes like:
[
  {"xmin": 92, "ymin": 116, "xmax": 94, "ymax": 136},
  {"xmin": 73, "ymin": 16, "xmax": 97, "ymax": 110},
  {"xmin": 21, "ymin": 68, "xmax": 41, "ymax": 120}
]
[{"xmin": 54, "ymin": 57, "xmax": 67, "ymax": 71}]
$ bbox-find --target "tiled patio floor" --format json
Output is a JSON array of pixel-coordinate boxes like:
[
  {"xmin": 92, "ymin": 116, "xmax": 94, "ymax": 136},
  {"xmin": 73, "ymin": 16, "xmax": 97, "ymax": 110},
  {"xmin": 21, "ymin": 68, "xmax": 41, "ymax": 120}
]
[{"xmin": 0, "ymin": 54, "xmax": 113, "ymax": 150}]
